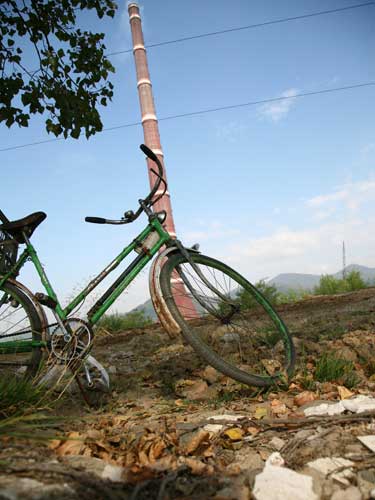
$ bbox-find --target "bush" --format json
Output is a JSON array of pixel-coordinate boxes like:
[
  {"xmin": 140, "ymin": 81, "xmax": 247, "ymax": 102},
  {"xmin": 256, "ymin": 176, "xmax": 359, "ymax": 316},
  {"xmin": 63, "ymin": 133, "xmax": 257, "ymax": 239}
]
[
  {"xmin": 314, "ymin": 270, "xmax": 367, "ymax": 296},
  {"xmin": 345, "ymin": 270, "xmax": 366, "ymax": 291},
  {"xmin": 237, "ymin": 279, "xmax": 279, "ymax": 309},
  {"xmin": 97, "ymin": 310, "xmax": 152, "ymax": 333}
]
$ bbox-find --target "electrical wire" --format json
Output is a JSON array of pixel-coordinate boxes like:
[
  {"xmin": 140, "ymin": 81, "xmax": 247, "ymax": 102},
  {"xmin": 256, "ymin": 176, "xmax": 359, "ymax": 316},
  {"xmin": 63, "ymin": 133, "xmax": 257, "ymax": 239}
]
[
  {"xmin": 107, "ymin": 2, "xmax": 375, "ymax": 57},
  {"xmin": 1, "ymin": 81, "xmax": 374, "ymax": 153}
]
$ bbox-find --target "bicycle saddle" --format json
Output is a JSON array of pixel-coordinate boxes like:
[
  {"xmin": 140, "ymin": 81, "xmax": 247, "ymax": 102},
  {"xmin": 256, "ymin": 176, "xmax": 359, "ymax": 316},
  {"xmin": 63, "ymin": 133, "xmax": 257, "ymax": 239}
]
[{"xmin": 0, "ymin": 212, "xmax": 47, "ymax": 243}]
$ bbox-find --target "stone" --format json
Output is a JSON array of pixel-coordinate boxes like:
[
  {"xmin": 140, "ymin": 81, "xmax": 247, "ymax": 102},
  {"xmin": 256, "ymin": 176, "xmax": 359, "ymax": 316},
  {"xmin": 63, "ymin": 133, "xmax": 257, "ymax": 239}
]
[
  {"xmin": 201, "ymin": 365, "xmax": 221, "ymax": 384},
  {"xmin": 101, "ymin": 464, "xmax": 124, "ymax": 481},
  {"xmin": 0, "ymin": 476, "xmax": 74, "ymax": 499},
  {"xmin": 63, "ymin": 456, "xmax": 125, "ymax": 482},
  {"xmin": 253, "ymin": 464, "xmax": 318, "ymax": 500},
  {"xmin": 335, "ymin": 346, "xmax": 358, "ymax": 362},
  {"xmin": 358, "ymin": 435, "xmax": 375, "ymax": 453},
  {"xmin": 176, "ymin": 379, "xmax": 218, "ymax": 400},
  {"xmin": 306, "ymin": 457, "xmax": 354, "ymax": 486},
  {"xmin": 231, "ymin": 446, "xmax": 264, "ymax": 471},
  {"xmin": 269, "ymin": 437, "xmax": 285, "ymax": 451},
  {"xmin": 331, "ymin": 486, "xmax": 362, "ymax": 500}
]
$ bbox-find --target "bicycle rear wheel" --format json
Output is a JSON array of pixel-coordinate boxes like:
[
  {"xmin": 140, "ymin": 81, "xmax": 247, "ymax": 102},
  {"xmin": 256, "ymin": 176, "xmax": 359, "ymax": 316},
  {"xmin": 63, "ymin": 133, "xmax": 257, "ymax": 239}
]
[
  {"xmin": 0, "ymin": 280, "xmax": 43, "ymax": 378},
  {"xmin": 160, "ymin": 252, "xmax": 295, "ymax": 387}
]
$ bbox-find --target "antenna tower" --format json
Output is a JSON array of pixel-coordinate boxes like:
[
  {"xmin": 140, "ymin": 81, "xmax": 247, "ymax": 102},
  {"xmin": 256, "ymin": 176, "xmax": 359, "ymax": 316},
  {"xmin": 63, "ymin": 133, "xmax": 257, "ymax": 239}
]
[{"xmin": 342, "ymin": 241, "xmax": 346, "ymax": 279}]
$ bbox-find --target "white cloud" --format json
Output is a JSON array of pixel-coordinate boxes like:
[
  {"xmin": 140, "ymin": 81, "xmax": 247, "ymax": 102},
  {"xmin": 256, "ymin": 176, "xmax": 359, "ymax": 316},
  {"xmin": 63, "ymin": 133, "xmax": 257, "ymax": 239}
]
[
  {"xmin": 306, "ymin": 179, "xmax": 375, "ymax": 212},
  {"xmin": 224, "ymin": 216, "xmax": 375, "ymax": 283},
  {"xmin": 215, "ymin": 121, "xmax": 246, "ymax": 142},
  {"xmin": 360, "ymin": 143, "xmax": 375, "ymax": 159},
  {"xmin": 258, "ymin": 88, "xmax": 298, "ymax": 123}
]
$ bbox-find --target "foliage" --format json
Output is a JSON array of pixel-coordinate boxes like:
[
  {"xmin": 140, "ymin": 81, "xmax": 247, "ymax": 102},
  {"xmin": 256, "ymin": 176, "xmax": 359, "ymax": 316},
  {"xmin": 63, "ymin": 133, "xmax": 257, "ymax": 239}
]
[
  {"xmin": 314, "ymin": 352, "xmax": 359, "ymax": 388},
  {"xmin": 237, "ymin": 279, "xmax": 279, "ymax": 309},
  {"xmin": 0, "ymin": 0, "xmax": 116, "ymax": 138},
  {"xmin": 314, "ymin": 270, "xmax": 368, "ymax": 295},
  {"xmin": 277, "ymin": 289, "xmax": 310, "ymax": 304},
  {"xmin": 97, "ymin": 310, "xmax": 153, "ymax": 333}
]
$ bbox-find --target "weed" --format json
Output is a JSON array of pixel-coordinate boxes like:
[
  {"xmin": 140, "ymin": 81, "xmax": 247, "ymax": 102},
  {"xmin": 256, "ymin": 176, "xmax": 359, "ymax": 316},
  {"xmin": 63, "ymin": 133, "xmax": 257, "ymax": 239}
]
[
  {"xmin": 314, "ymin": 352, "xmax": 359, "ymax": 387},
  {"xmin": 0, "ymin": 375, "xmax": 44, "ymax": 419},
  {"xmin": 97, "ymin": 310, "xmax": 152, "ymax": 333}
]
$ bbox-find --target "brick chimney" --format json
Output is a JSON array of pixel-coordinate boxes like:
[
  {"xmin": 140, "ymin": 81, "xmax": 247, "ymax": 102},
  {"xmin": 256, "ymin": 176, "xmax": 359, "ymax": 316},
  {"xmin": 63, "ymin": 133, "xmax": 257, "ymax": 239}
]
[
  {"xmin": 128, "ymin": 2, "xmax": 176, "ymax": 237},
  {"xmin": 128, "ymin": 3, "xmax": 198, "ymax": 320}
]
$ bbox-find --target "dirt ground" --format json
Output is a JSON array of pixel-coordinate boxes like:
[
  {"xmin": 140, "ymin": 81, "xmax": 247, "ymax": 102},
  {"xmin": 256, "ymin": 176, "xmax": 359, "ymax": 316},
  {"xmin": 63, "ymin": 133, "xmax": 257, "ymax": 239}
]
[{"xmin": 1, "ymin": 287, "xmax": 375, "ymax": 499}]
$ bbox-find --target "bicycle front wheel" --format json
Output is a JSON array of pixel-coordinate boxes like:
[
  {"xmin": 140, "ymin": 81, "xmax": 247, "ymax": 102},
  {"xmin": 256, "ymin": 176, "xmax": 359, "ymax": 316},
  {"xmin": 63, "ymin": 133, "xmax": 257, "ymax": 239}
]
[
  {"xmin": 160, "ymin": 252, "xmax": 295, "ymax": 387},
  {"xmin": 0, "ymin": 280, "xmax": 43, "ymax": 378}
]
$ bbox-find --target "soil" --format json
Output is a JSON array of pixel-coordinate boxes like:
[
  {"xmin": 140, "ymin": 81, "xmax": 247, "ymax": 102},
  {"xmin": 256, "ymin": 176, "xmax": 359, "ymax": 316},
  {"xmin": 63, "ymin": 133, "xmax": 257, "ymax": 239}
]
[{"xmin": 1, "ymin": 287, "xmax": 375, "ymax": 499}]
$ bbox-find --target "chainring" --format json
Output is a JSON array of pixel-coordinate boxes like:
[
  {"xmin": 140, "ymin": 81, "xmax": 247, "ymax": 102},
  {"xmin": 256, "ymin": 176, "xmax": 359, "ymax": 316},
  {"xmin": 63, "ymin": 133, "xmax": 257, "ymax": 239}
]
[{"xmin": 50, "ymin": 318, "xmax": 93, "ymax": 363}]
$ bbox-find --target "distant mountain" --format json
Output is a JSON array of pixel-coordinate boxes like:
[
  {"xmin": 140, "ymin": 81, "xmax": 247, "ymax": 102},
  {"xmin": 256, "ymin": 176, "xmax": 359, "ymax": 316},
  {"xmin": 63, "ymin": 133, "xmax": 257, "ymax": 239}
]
[
  {"xmin": 268, "ymin": 273, "xmax": 320, "ymax": 293},
  {"xmin": 131, "ymin": 264, "xmax": 375, "ymax": 318},
  {"xmin": 332, "ymin": 264, "xmax": 375, "ymax": 283},
  {"xmin": 269, "ymin": 264, "xmax": 375, "ymax": 292}
]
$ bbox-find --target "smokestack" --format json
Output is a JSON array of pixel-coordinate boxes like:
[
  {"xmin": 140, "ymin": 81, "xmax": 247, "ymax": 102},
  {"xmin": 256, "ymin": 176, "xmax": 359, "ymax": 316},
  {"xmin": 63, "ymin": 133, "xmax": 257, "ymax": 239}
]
[
  {"xmin": 128, "ymin": 3, "xmax": 198, "ymax": 320},
  {"xmin": 128, "ymin": 2, "xmax": 176, "ymax": 238}
]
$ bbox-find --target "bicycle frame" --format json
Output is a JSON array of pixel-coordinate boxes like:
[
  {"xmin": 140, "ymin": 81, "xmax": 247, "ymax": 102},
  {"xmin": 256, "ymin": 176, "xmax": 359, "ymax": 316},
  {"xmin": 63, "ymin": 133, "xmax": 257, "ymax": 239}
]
[{"xmin": 0, "ymin": 216, "xmax": 171, "ymax": 354}]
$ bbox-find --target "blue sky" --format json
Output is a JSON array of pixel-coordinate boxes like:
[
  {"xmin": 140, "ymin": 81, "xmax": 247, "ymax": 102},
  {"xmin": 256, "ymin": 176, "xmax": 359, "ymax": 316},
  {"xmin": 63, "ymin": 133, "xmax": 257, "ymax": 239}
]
[{"xmin": 1, "ymin": 0, "xmax": 374, "ymax": 313}]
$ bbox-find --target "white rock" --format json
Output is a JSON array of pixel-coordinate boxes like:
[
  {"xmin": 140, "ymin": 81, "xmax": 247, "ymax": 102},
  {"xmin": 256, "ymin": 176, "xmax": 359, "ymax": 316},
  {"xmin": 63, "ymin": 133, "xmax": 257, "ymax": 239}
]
[
  {"xmin": 304, "ymin": 396, "xmax": 375, "ymax": 417},
  {"xmin": 331, "ymin": 486, "xmax": 362, "ymax": 500},
  {"xmin": 306, "ymin": 457, "xmax": 354, "ymax": 486},
  {"xmin": 358, "ymin": 435, "xmax": 375, "ymax": 453},
  {"xmin": 101, "ymin": 464, "xmax": 124, "ymax": 482},
  {"xmin": 343, "ymin": 395, "xmax": 375, "ymax": 413},
  {"xmin": 209, "ymin": 414, "xmax": 245, "ymax": 422},
  {"xmin": 203, "ymin": 423, "xmax": 225, "ymax": 433},
  {"xmin": 253, "ymin": 464, "xmax": 318, "ymax": 500},
  {"xmin": 265, "ymin": 452, "xmax": 285, "ymax": 467},
  {"xmin": 304, "ymin": 401, "xmax": 345, "ymax": 417}
]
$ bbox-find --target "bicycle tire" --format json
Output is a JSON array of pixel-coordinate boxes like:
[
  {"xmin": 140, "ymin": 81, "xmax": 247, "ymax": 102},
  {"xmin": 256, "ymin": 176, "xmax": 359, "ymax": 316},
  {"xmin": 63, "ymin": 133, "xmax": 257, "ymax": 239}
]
[
  {"xmin": 0, "ymin": 280, "xmax": 43, "ymax": 378},
  {"xmin": 159, "ymin": 252, "xmax": 295, "ymax": 387}
]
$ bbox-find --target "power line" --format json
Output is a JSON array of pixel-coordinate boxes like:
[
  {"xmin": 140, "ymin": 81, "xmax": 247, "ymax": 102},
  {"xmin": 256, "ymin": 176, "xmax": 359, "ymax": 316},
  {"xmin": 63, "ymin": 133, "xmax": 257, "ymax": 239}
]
[
  {"xmin": 12, "ymin": 3, "xmax": 374, "ymax": 77},
  {"xmin": 106, "ymin": 2, "xmax": 375, "ymax": 57},
  {"xmin": 1, "ymin": 81, "xmax": 374, "ymax": 153}
]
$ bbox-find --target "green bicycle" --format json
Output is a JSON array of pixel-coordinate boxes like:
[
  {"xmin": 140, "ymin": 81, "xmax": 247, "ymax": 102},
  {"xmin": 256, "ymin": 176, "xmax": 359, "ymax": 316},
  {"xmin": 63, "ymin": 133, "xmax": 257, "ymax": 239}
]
[{"xmin": 0, "ymin": 145, "xmax": 295, "ymax": 393}]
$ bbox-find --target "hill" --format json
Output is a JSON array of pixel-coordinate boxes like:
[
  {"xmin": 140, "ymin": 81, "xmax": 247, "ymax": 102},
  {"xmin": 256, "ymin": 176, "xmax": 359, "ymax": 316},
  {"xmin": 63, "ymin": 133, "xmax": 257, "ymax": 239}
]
[{"xmin": 131, "ymin": 263, "xmax": 375, "ymax": 318}]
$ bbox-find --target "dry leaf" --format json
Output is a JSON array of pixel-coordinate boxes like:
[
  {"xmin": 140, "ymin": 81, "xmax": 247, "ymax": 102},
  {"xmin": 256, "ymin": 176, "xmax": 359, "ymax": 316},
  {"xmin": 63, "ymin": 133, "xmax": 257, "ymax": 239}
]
[
  {"xmin": 224, "ymin": 428, "xmax": 244, "ymax": 441},
  {"xmin": 254, "ymin": 407, "xmax": 267, "ymax": 420},
  {"xmin": 271, "ymin": 401, "xmax": 288, "ymax": 415},
  {"xmin": 226, "ymin": 463, "xmax": 242, "ymax": 476},
  {"xmin": 149, "ymin": 439, "xmax": 166, "ymax": 462},
  {"xmin": 138, "ymin": 449, "xmax": 150, "ymax": 466},
  {"xmin": 294, "ymin": 391, "xmax": 316, "ymax": 407},
  {"xmin": 246, "ymin": 426, "xmax": 260, "ymax": 436},
  {"xmin": 112, "ymin": 415, "xmax": 129, "ymax": 426},
  {"xmin": 183, "ymin": 457, "xmax": 213, "ymax": 475},
  {"xmin": 337, "ymin": 386, "xmax": 354, "ymax": 400},
  {"xmin": 55, "ymin": 432, "xmax": 85, "ymax": 456},
  {"xmin": 180, "ymin": 430, "xmax": 210, "ymax": 455},
  {"xmin": 49, "ymin": 439, "xmax": 61, "ymax": 450}
]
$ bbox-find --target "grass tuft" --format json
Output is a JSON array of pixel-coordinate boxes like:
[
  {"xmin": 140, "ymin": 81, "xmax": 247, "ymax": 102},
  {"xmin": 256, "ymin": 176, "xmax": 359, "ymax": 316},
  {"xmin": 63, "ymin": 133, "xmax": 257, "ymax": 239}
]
[
  {"xmin": 314, "ymin": 352, "xmax": 359, "ymax": 388},
  {"xmin": 0, "ymin": 375, "xmax": 45, "ymax": 419}
]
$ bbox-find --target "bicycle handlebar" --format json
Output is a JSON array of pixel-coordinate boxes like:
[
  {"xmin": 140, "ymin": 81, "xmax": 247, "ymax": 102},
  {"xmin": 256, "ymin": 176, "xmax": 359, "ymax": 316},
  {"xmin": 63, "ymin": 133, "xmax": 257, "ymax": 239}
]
[{"xmin": 85, "ymin": 144, "xmax": 165, "ymax": 225}]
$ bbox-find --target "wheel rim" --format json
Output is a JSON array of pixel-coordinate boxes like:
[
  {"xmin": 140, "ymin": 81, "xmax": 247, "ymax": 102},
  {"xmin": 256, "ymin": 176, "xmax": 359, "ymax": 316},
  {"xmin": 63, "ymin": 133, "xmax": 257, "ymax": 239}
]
[
  {"xmin": 167, "ymin": 255, "xmax": 294, "ymax": 382},
  {"xmin": 0, "ymin": 286, "xmax": 40, "ymax": 377}
]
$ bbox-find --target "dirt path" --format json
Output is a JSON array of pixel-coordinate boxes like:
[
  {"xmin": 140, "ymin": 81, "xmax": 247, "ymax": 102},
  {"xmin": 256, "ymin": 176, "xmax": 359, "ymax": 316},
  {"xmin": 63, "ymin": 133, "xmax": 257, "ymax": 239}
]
[{"xmin": 1, "ymin": 288, "xmax": 375, "ymax": 499}]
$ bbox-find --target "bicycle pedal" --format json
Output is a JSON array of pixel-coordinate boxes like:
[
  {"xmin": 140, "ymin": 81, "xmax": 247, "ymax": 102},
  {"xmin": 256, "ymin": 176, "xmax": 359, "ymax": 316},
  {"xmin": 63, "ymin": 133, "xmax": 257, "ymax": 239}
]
[{"xmin": 35, "ymin": 292, "xmax": 58, "ymax": 309}]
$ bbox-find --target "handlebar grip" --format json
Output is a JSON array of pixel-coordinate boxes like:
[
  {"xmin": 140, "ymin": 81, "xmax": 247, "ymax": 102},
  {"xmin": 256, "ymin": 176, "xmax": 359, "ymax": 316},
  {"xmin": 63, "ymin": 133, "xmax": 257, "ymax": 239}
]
[
  {"xmin": 140, "ymin": 144, "xmax": 158, "ymax": 163},
  {"xmin": 85, "ymin": 217, "xmax": 107, "ymax": 224}
]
